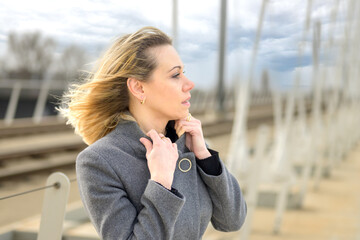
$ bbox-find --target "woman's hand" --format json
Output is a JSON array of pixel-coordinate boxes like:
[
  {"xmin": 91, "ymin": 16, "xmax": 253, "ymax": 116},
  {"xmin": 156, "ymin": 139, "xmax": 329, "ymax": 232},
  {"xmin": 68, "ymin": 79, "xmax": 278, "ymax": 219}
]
[
  {"xmin": 175, "ymin": 114, "xmax": 211, "ymax": 160},
  {"xmin": 140, "ymin": 129, "xmax": 178, "ymax": 190}
]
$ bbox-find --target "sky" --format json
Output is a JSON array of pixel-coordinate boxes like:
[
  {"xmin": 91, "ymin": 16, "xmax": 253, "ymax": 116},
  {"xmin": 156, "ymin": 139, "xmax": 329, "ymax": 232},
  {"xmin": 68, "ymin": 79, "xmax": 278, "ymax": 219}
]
[{"xmin": 0, "ymin": 0, "xmax": 352, "ymax": 90}]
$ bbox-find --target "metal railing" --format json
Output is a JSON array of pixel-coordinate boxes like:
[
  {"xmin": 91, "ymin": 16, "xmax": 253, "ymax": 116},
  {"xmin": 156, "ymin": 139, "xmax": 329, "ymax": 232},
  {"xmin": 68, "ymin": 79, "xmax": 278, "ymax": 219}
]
[
  {"xmin": 0, "ymin": 172, "xmax": 73, "ymax": 240},
  {"xmin": 0, "ymin": 78, "xmax": 275, "ymax": 126}
]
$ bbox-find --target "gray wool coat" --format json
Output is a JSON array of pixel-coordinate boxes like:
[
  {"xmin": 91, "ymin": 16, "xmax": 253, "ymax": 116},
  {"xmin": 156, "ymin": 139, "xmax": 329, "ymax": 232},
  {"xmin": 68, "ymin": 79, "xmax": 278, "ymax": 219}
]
[{"xmin": 76, "ymin": 120, "xmax": 247, "ymax": 240}]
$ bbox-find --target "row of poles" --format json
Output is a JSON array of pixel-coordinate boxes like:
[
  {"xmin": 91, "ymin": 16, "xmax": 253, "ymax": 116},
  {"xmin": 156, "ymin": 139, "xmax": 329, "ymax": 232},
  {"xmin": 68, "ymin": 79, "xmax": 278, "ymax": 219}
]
[
  {"xmin": 223, "ymin": 0, "xmax": 360, "ymax": 238},
  {"xmin": 171, "ymin": 0, "xmax": 228, "ymax": 112}
]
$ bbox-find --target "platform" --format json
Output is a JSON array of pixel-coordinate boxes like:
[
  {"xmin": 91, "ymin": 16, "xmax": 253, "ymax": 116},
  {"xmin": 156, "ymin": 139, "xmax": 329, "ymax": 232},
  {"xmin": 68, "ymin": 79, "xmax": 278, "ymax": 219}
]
[{"xmin": 1, "ymin": 134, "xmax": 360, "ymax": 239}]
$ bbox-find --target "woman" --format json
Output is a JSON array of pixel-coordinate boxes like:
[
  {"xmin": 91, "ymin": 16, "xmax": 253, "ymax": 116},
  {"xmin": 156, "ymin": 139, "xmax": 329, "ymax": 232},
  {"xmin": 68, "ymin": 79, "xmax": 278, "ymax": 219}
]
[{"xmin": 59, "ymin": 26, "xmax": 246, "ymax": 239}]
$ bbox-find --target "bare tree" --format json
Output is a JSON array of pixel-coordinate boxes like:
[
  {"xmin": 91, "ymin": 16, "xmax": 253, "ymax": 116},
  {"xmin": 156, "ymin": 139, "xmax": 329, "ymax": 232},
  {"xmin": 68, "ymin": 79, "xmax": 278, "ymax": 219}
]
[
  {"xmin": 4, "ymin": 31, "xmax": 55, "ymax": 80},
  {"xmin": 53, "ymin": 44, "xmax": 88, "ymax": 82}
]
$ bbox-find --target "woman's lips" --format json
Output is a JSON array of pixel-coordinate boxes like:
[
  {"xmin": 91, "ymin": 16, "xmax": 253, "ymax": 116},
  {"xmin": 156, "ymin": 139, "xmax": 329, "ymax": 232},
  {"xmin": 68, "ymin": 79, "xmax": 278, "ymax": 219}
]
[{"xmin": 182, "ymin": 98, "xmax": 191, "ymax": 107}]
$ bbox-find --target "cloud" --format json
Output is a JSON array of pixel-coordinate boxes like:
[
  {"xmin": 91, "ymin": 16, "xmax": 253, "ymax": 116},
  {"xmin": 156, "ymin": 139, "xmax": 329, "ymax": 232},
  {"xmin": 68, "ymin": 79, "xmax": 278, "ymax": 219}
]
[
  {"xmin": 0, "ymin": 0, "xmax": 171, "ymax": 52},
  {"xmin": 0, "ymin": 0, "xmax": 354, "ymax": 91}
]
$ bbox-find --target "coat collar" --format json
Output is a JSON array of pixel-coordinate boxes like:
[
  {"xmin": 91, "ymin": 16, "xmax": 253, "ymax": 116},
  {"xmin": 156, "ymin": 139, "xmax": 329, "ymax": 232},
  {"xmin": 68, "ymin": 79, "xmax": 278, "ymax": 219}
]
[{"xmin": 111, "ymin": 119, "xmax": 188, "ymax": 159}]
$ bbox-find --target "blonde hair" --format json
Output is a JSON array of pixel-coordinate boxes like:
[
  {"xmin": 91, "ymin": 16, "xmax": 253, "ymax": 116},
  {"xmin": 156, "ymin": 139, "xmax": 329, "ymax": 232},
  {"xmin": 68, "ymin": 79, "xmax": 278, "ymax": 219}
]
[{"xmin": 57, "ymin": 27, "xmax": 172, "ymax": 145}]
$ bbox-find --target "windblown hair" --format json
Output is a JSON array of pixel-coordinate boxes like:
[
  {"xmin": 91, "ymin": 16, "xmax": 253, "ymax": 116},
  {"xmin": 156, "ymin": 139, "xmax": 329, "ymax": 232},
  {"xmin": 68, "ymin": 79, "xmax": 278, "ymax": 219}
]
[{"xmin": 57, "ymin": 27, "xmax": 172, "ymax": 145}]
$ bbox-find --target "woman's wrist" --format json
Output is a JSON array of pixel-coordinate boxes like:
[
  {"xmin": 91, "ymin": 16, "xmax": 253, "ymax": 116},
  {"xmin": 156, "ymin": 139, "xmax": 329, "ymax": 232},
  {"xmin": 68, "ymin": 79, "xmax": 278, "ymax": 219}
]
[
  {"xmin": 195, "ymin": 149, "xmax": 211, "ymax": 160},
  {"xmin": 151, "ymin": 175, "xmax": 173, "ymax": 190}
]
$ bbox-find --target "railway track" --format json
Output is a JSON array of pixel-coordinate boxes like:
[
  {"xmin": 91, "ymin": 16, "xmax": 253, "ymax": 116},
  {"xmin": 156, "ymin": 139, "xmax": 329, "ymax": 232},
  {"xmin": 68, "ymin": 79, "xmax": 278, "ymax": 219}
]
[
  {"xmin": 0, "ymin": 117, "xmax": 72, "ymax": 139},
  {"xmin": 0, "ymin": 131, "xmax": 85, "ymax": 180},
  {"xmin": 0, "ymin": 105, "xmax": 276, "ymax": 180}
]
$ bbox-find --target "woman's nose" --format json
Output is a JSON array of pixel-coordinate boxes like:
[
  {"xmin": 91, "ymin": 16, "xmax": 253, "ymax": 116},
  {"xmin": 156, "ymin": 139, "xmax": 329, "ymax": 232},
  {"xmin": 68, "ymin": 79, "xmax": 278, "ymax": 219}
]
[{"xmin": 183, "ymin": 76, "xmax": 195, "ymax": 92}]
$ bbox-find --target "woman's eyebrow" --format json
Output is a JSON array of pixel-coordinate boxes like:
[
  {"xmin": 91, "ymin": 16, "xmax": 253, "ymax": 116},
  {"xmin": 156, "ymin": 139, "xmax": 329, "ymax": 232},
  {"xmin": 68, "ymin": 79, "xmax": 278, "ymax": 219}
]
[{"xmin": 167, "ymin": 65, "xmax": 182, "ymax": 72}]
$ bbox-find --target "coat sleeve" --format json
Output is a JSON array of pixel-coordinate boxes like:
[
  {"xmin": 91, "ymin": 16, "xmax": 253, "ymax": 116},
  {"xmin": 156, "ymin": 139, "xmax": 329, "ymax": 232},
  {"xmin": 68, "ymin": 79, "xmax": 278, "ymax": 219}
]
[
  {"xmin": 76, "ymin": 148, "xmax": 185, "ymax": 240},
  {"xmin": 196, "ymin": 149, "xmax": 247, "ymax": 232}
]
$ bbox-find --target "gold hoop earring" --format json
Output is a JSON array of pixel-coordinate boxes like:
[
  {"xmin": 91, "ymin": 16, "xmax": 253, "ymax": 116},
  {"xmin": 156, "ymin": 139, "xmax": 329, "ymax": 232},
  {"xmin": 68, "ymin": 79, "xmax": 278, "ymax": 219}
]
[{"xmin": 140, "ymin": 97, "xmax": 146, "ymax": 104}]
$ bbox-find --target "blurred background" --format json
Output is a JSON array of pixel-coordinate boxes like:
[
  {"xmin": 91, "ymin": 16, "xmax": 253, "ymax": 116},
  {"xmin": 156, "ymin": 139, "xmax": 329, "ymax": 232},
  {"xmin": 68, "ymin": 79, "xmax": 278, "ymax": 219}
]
[{"xmin": 0, "ymin": 0, "xmax": 359, "ymax": 239}]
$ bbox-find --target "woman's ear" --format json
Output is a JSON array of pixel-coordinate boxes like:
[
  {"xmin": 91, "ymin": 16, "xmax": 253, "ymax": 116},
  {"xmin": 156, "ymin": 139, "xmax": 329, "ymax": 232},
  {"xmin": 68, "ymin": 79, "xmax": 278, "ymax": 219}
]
[{"xmin": 127, "ymin": 77, "xmax": 145, "ymax": 101}]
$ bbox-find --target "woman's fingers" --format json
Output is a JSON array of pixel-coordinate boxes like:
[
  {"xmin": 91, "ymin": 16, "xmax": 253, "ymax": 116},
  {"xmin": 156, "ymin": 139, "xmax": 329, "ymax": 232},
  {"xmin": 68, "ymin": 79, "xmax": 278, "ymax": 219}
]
[
  {"xmin": 139, "ymin": 137, "xmax": 152, "ymax": 153},
  {"xmin": 158, "ymin": 133, "xmax": 174, "ymax": 145},
  {"xmin": 175, "ymin": 118, "xmax": 196, "ymax": 137},
  {"xmin": 147, "ymin": 129, "xmax": 163, "ymax": 145},
  {"xmin": 176, "ymin": 126, "xmax": 185, "ymax": 137},
  {"xmin": 175, "ymin": 114, "xmax": 209, "ymax": 159},
  {"xmin": 143, "ymin": 129, "xmax": 179, "ymax": 190},
  {"xmin": 158, "ymin": 133, "xmax": 167, "ymax": 141},
  {"xmin": 176, "ymin": 121, "xmax": 200, "ymax": 135}
]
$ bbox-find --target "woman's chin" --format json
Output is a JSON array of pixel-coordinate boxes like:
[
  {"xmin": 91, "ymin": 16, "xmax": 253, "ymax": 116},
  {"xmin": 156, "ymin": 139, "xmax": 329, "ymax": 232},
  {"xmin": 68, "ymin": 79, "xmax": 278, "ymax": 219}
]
[{"xmin": 169, "ymin": 109, "xmax": 190, "ymax": 121}]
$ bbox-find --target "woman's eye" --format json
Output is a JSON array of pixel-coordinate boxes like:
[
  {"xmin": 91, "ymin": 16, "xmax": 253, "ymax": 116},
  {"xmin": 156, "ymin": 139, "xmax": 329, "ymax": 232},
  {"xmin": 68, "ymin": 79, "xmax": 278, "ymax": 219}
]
[
  {"xmin": 172, "ymin": 73, "xmax": 180, "ymax": 78},
  {"xmin": 172, "ymin": 71, "xmax": 185, "ymax": 79}
]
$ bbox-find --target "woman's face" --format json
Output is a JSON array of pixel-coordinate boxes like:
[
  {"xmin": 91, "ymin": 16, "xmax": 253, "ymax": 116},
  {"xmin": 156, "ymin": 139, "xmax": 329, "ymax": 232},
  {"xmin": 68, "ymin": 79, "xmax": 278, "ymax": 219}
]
[{"xmin": 143, "ymin": 44, "xmax": 194, "ymax": 121}]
